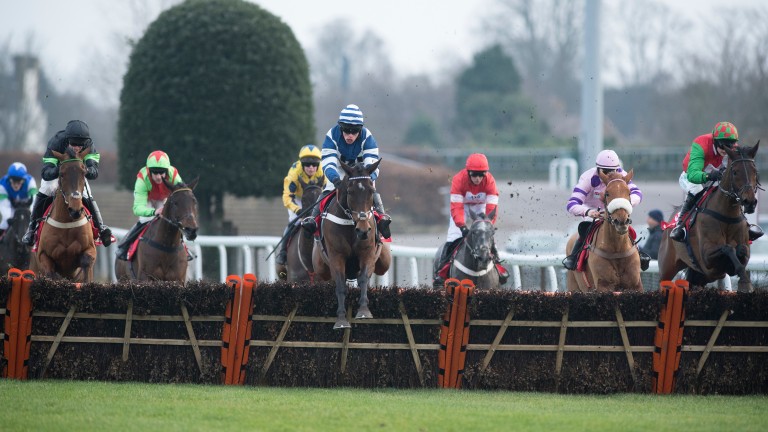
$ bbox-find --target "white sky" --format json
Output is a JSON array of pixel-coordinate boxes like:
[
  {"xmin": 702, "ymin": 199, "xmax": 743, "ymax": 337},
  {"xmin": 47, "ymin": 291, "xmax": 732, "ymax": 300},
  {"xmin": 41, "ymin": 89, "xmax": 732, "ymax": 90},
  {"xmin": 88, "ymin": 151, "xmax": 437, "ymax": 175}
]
[{"xmin": 0, "ymin": 0, "xmax": 763, "ymax": 99}]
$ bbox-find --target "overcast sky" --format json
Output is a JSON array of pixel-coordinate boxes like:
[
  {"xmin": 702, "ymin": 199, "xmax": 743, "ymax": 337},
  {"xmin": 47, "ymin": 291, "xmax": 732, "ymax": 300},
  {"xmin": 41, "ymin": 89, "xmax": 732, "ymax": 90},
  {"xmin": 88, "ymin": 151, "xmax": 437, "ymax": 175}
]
[{"xmin": 0, "ymin": 0, "xmax": 763, "ymax": 99}]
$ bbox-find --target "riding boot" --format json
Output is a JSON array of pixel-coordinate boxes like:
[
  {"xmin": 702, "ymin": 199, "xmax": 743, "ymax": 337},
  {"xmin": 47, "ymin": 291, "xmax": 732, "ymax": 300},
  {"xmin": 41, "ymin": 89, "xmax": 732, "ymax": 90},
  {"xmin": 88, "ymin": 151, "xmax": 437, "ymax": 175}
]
[
  {"xmin": 670, "ymin": 193, "xmax": 697, "ymax": 242},
  {"xmin": 83, "ymin": 197, "xmax": 113, "ymax": 247},
  {"xmin": 372, "ymin": 192, "xmax": 392, "ymax": 238},
  {"xmin": 491, "ymin": 243, "xmax": 510, "ymax": 284},
  {"xmin": 21, "ymin": 192, "xmax": 50, "ymax": 246},
  {"xmin": 301, "ymin": 190, "xmax": 332, "ymax": 234},
  {"xmin": 638, "ymin": 249, "xmax": 651, "ymax": 271},
  {"xmin": 749, "ymin": 224, "xmax": 764, "ymax": 241},
  {"xmin": 433, "ymin": 241, "xmax": 455, "ymax": 288},
  {"xmin": 116, "ymin": 222, "xmax": 145, "ymax": 260},
  {"xmin": 562, "ymin": 234, "xmax": 586, "ymax": 270}
]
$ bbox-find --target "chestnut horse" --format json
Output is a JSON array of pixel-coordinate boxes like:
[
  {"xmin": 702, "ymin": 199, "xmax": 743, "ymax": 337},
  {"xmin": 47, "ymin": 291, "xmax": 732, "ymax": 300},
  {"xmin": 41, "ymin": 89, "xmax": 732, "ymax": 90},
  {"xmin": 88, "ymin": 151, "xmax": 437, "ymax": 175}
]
[
  {"xmin": 115, "ymin": 178, "xmax": 199, "ymax": 282},
  {"xmin": 285, "ymin": 179, "xmax": 323, "ymax": 283},
  {"xmin": 30, "ymin": 148, "xmax": 96, "ymax": 281},
  {"xmin": 658, "ymin": 142, "xmax": 760, "ymax": 292},
  {"xmin": 312, "ymin": 161, "xmax": 391, "ymax": 329},
  {"xmin": 566, "ymin": 169, "xmax": 642, "ymax": 292}
]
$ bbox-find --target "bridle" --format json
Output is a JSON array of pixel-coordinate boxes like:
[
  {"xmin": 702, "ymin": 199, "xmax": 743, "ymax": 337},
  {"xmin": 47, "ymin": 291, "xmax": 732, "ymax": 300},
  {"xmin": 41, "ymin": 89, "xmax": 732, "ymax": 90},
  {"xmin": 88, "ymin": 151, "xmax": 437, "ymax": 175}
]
[
  {"xmin": 718, "ymin": 153, "xmax": 762, "ymax": 207},
  {"xmin": 465, "ymin": 218, "xmax": 493, "ymax": 260},
  {"xmin": 57, "ymin": 158, "xmax": 85, "ymax": 216},
  {"xmin": 336, "ymin": 175, "xmax": 374, "ymax": 224},
  {"xmin": 602, "ymin": 177, "xmax": 633, "ymax": 228},
  {"xmin": 157, "ymin": 187, "xmax": 194, "ymax": 232}
]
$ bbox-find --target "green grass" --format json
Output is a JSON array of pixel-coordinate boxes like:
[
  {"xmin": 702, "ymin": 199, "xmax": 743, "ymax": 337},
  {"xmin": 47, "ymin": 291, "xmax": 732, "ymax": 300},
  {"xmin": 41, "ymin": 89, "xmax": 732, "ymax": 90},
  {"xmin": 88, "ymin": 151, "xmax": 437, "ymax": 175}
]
[{"xmin": 0, "ymin": 381, "xmax": 766, "ymax": 431}]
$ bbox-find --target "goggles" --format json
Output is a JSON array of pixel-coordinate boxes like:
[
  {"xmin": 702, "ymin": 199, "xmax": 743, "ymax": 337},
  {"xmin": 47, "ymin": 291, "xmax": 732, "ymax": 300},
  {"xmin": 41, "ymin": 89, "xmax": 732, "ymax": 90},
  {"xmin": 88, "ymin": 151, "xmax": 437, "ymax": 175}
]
[
  {"xmin": 468, "ymin": 171, "xmax": 486, "ymax": 178},
  {"xmin": 302, "ymin": 162, "xmax": 319, "ymax": 168},
  {"xmin": 340, "ymin": 125, "xmax": 362, "ymax": 135},
  {"xmin": 149, "ymin": 169, "xmax": 167, "ymax": 176}
]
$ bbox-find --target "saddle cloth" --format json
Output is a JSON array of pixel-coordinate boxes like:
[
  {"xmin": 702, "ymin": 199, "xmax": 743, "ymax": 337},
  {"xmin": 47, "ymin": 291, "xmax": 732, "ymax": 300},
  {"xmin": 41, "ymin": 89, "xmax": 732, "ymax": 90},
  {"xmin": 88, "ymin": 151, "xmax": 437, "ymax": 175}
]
[
  {"xmin": 32, "ymin": 204, "xmax": 115, "ymax": 252},
  {"xmin": 312, "ymin": 190, "xmax": 392, "ymax": 242},
  {"xmin": 125, "ymin": 220, "xmax": 190, "ymax": 262},
  {"xmin": 575, "ymin": 220, "xmax": 637, "ymax": 272}
]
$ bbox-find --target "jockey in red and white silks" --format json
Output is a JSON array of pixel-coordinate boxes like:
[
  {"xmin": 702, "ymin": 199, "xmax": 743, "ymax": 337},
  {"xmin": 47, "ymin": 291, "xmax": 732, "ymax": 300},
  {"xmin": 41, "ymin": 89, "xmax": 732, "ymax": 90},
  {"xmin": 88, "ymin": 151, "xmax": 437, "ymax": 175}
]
[{"xmin": 446, "ymin": 154, "xmax": 499, "ymax": 242}]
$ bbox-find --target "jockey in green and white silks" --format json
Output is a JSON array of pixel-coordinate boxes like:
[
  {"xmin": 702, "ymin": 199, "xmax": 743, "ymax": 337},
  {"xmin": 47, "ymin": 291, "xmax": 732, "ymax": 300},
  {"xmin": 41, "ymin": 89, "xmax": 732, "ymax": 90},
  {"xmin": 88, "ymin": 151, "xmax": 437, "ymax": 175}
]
[
  {"xmin": 22, "ymin": 120, "xmax": 112, "ymax": 246},
  {"xmin": 0, "ymin": 162, "xmax": 37, "ymax": 233}
]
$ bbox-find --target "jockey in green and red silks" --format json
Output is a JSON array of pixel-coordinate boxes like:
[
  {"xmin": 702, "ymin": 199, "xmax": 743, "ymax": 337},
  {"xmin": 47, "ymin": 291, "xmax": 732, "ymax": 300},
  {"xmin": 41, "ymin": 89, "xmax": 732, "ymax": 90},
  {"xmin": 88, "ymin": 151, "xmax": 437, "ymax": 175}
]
[
  {"xmin": 669, "ymin": 121, "xmax": 762, "ymax": 242},
  {"xmin": 22, "ymin": 120, "xmax": 112, "ymax": 247}
]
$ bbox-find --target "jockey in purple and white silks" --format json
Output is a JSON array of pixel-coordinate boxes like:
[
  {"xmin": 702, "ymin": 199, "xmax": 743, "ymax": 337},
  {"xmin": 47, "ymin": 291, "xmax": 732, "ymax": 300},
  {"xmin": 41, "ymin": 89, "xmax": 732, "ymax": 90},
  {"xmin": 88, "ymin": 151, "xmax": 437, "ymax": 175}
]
[
  {"xmin": 301, "ymin": 104, "xmax": 391, "ymax": 239},
  {"xmin": 562, "ymin": 150, "xmax": 646, "ymax": 270}
]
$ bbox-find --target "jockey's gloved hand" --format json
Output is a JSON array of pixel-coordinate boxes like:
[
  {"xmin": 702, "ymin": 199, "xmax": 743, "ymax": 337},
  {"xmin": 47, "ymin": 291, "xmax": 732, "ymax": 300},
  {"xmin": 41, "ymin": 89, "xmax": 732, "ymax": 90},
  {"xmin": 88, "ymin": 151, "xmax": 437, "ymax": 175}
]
[
  {"xmin": 85, "ymin": 161, "xmax": 99, "ymax": 180},
  {"xmin": 460, "ymin": 225, "xmax": 469, "ymax": 237},
  {"xmin": 708, "ymin": 170, "xmax": 723, "ymax": 182}
]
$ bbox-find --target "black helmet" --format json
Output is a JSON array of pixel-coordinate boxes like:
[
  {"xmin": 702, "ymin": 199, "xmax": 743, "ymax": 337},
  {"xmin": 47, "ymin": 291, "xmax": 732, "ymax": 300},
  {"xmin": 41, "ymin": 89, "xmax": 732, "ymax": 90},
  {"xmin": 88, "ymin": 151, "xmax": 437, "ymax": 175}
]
[{"xmin": 64, "ymin": 120, "xmax": 91, "ymax": 145}]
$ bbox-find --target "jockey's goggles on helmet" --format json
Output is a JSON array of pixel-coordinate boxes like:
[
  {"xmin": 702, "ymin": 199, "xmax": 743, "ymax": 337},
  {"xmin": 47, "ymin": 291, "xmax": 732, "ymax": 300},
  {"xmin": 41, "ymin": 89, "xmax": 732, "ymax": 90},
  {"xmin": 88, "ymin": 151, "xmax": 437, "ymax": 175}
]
[
  {"xmin": 468, "ymin": 170, "xmax": 487, "ymax": 178},
  {"xmin": 9, "ymin": 176, "xmax": 24, "ymax": 183},
  {"xmin": 68, "ymin": 138, "xmax": 88, "ymax": 146},
  {"xmin": 340, "ymin": 124, "xmax": 362, "ymax": 135},
  {"xmin": 149, "ymin": 168, "xmax": 167, "ymax": 176},
  {"xmin": 301, "ymin": 161, "xmax": 319, "ymax": 168},
  {"xmin": 716, "ymin": 139, "xmax": 737, "ymax": 149},
  {"xmin": 599, "ymin": 168, "xmax": 617, "ymax": 175}
]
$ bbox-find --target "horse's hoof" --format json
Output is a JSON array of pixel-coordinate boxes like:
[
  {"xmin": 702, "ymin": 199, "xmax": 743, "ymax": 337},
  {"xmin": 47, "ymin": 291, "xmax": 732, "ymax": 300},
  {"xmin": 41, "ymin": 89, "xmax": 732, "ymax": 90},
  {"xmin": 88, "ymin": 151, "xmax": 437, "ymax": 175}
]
[
  {"xmin": 355, "ymin": 309, "xmax": 373, "ymax": 319},
  {"xmin": 334, "ymin": 320, "xmax": 351, "ymax": 329}
]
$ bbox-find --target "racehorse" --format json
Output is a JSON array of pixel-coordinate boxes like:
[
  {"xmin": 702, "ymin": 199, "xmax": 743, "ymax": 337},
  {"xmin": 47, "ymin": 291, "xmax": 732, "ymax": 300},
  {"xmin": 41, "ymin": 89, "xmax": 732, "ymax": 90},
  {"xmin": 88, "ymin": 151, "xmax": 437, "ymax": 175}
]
[
  {"xmin": 658, "ymin": 142, "xmax": 760, "ymax": 292},
  {"xmin": 115, "ymin": 178, "xmax": 199, "ymax": 282},
  {"xmin": 432, "ymin": 209, "xmax": 500, "ymax": 290},
  {"xmin": 0, "ymin": 198, "xmax": 32, "ymax": 272},
  {"xmin": 565, "ymin": 169, "xmax": 643, "ymax": 292},
  {"xmin": 311, "ymin": 160, "xmax": 391, "ymax": 329},
  {"xmin": 29, "ymin": 147, "xmax": 96, "ymax": 282},
  {"xmin": 285, "ymin": 178, "xmax": 323, "ymax": 282}
]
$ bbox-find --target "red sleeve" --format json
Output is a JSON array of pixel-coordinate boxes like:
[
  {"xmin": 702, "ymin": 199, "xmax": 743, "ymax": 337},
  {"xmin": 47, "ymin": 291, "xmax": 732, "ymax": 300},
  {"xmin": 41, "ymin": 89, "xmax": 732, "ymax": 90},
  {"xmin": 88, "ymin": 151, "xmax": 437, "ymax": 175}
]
[
  {"xmin": 484, "ymin": 174, "xmax": 499, "ymax": 223},
  {"xmin": 449, "ymin": 173, "xmax": 467, "ymax": 227}
]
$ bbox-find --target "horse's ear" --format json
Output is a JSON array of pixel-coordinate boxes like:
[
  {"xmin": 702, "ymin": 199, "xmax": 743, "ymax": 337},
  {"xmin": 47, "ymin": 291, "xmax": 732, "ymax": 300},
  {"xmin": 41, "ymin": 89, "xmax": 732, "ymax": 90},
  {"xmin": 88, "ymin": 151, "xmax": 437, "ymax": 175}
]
[
  {"xmin": 598, "ymin": 169, "xmax": 609, "ymax": 185},
  {"xmin": 77, "ymin": 147, "xmax": 89, "ymax": 160},
  {"xmin": 341, "ymin": 161, "xmax": 353, "ymax": 176},
  {"xmin": 624, "ymin": 168, "xmax": 634, "ymax": 183},
  {"xmin": 52, "ymin": 150, "xmax": 65, "ymax": 161},
  {"xmin": 367, "ymin": 159, "xmax": 382, "ymax": 176},
  {"xmin": 488, "ymin": 207, "xmax": 497, "ymax": 221},
  {"xmin": 468, "ymin": 208, "xmax": 478, "ymax": 221},
  {"xmin": 187, "ymin": 176, "xmax": 200, "ymax": 190},
  {"xmin": 749, "ymin": 140, "xmax": 760, "ymax": 158},
  {"xmin": 298, "ymin": 176, "xmax": 308, "ymax": 188}
]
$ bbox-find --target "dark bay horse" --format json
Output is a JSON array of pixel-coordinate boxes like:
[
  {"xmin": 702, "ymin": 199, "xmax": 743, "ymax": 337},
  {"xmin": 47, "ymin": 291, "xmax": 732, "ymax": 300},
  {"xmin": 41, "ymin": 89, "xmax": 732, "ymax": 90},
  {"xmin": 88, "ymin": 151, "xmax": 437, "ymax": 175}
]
[
  {"xmin": 432, "ymin": 209, "xmax": 500, "ymax": 290},
  {"xmin": 658, "ymin": 142, "xmax": 760, "ymax": 292},
  {"xmin": 285, "ymin": 179, "xmax": 323, "ymax": 283},
  {"xmin": 115, "ymin": 178, "xmax": 199, "ymax": 282},
  {"xmin": 312, "ymin": 161, "xmax": 391, "ymax": 329},
  {"xmin": 30, "ymin": 148, "xmax": 96, "ymax": 281},
  {"xmin": 0, "ymin": 198, "xmax": 32, "ymax": 272},
  {"xmin": 566, "ymin": 169, "xmax": 642, "ymax": 292}
]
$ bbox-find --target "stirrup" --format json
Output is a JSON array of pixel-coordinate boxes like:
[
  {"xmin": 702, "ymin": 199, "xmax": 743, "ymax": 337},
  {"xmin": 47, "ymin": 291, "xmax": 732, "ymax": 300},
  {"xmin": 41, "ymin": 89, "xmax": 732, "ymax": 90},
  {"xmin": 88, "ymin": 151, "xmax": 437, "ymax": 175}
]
[
  {"xmin": 301, "ymin": 216, "xmax": 316, "ymax": 231},
  {"xmin": 669, "ymin": 226, "xmax": 686, "ymax": 242},
  {"xmin": 21, "ymin": 230, "xmax": 36, "ymax": 246},
  {"xmin": 562, "ymin": 255, "xmax": 577, "ymax": 271}
]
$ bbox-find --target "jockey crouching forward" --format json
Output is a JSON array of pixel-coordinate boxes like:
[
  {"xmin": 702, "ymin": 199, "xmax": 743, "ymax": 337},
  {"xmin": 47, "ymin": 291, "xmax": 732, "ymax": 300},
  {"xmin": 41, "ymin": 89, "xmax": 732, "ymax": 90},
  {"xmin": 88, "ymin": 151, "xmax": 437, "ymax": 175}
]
[
  {"xmin": 0, "ymin": 162, "xmax": 37, "ymax": 236},
  {"xmin": 22, "ymin": 120, "xmax": 112, "ymax": 246},
  {"xmin": 115, "ymin": 151, "xmax": 184, "ymax": 260},
  {"xmin": 563, "ymin": 149, "xmax": 649, "ymax": 271},
  {"xmin": 433, "ymin": 153, "xmax": 509, "ymax": 287},
  {"xmin": 301, "ymin": 104, "xmax": 391, "ymax": 238},
  {"xmin": 669, "ymin": 121, "xmax": 763, "ymax": 242}
]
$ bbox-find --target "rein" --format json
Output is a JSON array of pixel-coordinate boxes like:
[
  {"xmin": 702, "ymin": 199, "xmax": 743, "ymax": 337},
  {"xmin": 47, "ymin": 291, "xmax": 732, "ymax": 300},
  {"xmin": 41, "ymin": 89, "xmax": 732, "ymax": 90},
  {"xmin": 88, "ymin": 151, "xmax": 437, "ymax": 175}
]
[
  {"xmin": 718, "ymin": 157, "xmax": 763, "ymax": 205},
  {"xmin": 330, "ymin": 176, "xmax": 374, "ymax": 224},
  {"xmin": 157, "ymin": 188, "xmax": 193, "ymax": 231}
]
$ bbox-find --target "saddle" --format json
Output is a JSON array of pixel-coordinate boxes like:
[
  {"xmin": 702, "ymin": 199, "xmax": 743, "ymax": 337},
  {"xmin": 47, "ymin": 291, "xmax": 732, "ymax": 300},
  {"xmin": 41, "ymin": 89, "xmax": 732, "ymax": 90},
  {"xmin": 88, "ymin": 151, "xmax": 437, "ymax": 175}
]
[
  {"xmin": 664, "ymin": 187, "xmax": 718, "ymax": 235},
  {"xmin": 125, "ymin": 220, "xmax": 190, "ymax": 262},
  {"xmin": 575, "ymin": 220, "xmax": 637, "ymax": 272},
  {"xmin": 32, "ymin": 204, "xmax": 114, "ymax": 252},
  {"xmin": 312, "ymin": 191, "xmax": 392, "ymax": 242}
]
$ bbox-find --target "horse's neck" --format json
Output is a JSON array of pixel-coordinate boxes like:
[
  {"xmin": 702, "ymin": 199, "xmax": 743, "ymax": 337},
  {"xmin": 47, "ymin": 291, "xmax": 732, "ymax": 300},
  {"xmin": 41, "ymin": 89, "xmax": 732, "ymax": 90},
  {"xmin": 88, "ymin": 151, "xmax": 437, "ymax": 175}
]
[
  {"xmin": 709, "ymin": 186, "xmax": 743, "ymax": 216},
  {"xmin": 594, "ymin": 222, "xmax": 632, "ymax": 252},
  {"xmin": 149, "ymin": 217, "xmax": 183, "ymax": 245},
  {"xmin": 50, "ymin": 195, "xmax": 81, "ymax": 222}
]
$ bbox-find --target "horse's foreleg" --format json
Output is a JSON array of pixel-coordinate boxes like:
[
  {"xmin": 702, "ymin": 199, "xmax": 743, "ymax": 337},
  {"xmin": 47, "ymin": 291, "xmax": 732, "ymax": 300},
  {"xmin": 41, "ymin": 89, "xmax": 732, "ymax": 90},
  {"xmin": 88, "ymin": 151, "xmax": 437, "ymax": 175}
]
[
  {"xmin": 711, "ymin": 245, "xmax": 744, "ymax": 278},
  {"xmin": 36, "ymin": 253, "xmax": 58, "ymax": 279},
  {"xmin": 332, "ymin": 268, "xmax": 350, "ymax": 330},
  {"xmin": 79, "ymin": 252, "xmax": 96, "ymax": 283},
  {"xmin": 355, "ymin": 265, "xmax": 373, "ymax": 319}
]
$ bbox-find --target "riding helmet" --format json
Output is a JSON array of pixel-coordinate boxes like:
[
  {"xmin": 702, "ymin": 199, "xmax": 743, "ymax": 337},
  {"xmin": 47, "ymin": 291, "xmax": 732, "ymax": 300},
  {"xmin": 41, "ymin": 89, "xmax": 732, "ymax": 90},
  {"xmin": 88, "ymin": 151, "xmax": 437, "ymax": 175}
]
[
  {"xmin": 465, "ymin": 153, "xmax": 490, "ymax": 171},
  {"xmin": 146, "ymin": 150, "xmax": 171, "ymax": 170},
  {"xmin": 338, "ymin": 104, "xmax": 364, "ymax": 127},
  {"xmin": 595, "ymin": 150, "xmax": 621, "ymax": 170},
  {"xmin": 64, "ymin": 120, "xmax": 91, "ymax": 145},
  {"xmin": 7, "ymin": 162, "xmax": 28, "ymax": 178},
  {"xmin": 299, "ymin": 144, "xmax": 322, "ymax": 163}
]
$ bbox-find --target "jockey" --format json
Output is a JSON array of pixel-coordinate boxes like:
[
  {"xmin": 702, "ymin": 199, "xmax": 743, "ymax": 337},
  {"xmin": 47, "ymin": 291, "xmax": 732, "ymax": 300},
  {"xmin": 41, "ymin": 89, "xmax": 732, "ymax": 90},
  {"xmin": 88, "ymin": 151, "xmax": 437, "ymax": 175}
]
[
  {"xmin": 116, "ymin": 151, "xmax": 184, "ymax": 261},
  {"xmin": 275, "ymin": 144, "xmax": 327, "ymax": 278},
  {"xmin": 433, "ymin": 153, "xmax": 508, "ymax": 287},
  {"xmin": 669, "ymin": 121, "xmax": 763, "ymax": 242},
  {"xmin": 562, "ymin": 149, "xmax": 645, "ymax": 271},
  {"xmin": 300, "ymin": 104, "xmax": 392, "ymax": 238},
  {"xmin": 0, "ymin": 162, "xmax": 37, "ymax": 236},
  {"xmin": 22, "ymin": 120, "xmax": 112, "ymax": 246}
]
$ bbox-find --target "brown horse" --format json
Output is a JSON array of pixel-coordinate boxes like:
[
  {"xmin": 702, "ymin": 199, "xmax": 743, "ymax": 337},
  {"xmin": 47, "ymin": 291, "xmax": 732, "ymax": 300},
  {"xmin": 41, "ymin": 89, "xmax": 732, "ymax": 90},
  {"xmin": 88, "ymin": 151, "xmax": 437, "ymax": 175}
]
[
  {"xmin": 30, "ymin": 148, "xmax": 96, "ymax": 281},
  {"xmin": 658, "ymin": 142, "xmax": 760, "ymax": 292},
  {"xmin": 566, "ymin": 169, "xmax": 642, "ymax": 292},
  {"xmin": 115, "ymin": 178, "xmax": 199, "ymax": 282},
  {"xmin": 285, "ymin": 179, "xmax": 323, "ymax": 283},
  {"xmin": 312, "ymin": 161, "xmax": 391, "ymax": 329}
]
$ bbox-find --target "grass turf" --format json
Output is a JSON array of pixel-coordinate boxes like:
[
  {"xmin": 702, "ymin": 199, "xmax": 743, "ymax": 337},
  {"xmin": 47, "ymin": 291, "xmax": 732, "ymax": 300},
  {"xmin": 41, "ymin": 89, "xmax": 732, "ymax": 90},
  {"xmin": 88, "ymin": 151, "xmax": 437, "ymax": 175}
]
[{"xmin": 0, "ymin": 380, "xmax": 766, "ymax": 431}]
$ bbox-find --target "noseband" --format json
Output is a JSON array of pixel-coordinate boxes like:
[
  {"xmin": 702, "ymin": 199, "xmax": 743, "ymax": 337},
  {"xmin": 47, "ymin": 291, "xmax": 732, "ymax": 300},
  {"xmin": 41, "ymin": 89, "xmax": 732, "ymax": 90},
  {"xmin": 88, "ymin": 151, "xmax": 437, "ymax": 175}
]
[
  {"xmin": 603, "ymin": 177, "xmax": 633, "ymax": 227},
  {"xmin": 57, "ymin": 158, "xmax": 85, "ymax": 215},
  {"xmin": 337, "ymin": 176, "xmax": 374, "ymax": 224}
]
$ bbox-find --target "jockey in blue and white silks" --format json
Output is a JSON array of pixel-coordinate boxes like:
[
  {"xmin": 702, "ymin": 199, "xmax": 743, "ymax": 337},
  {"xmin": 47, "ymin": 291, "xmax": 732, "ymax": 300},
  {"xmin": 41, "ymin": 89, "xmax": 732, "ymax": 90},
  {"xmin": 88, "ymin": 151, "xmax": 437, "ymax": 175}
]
[{"xmin": 302, "ymin": 104, "xmax": 391, "ymax": 238}]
